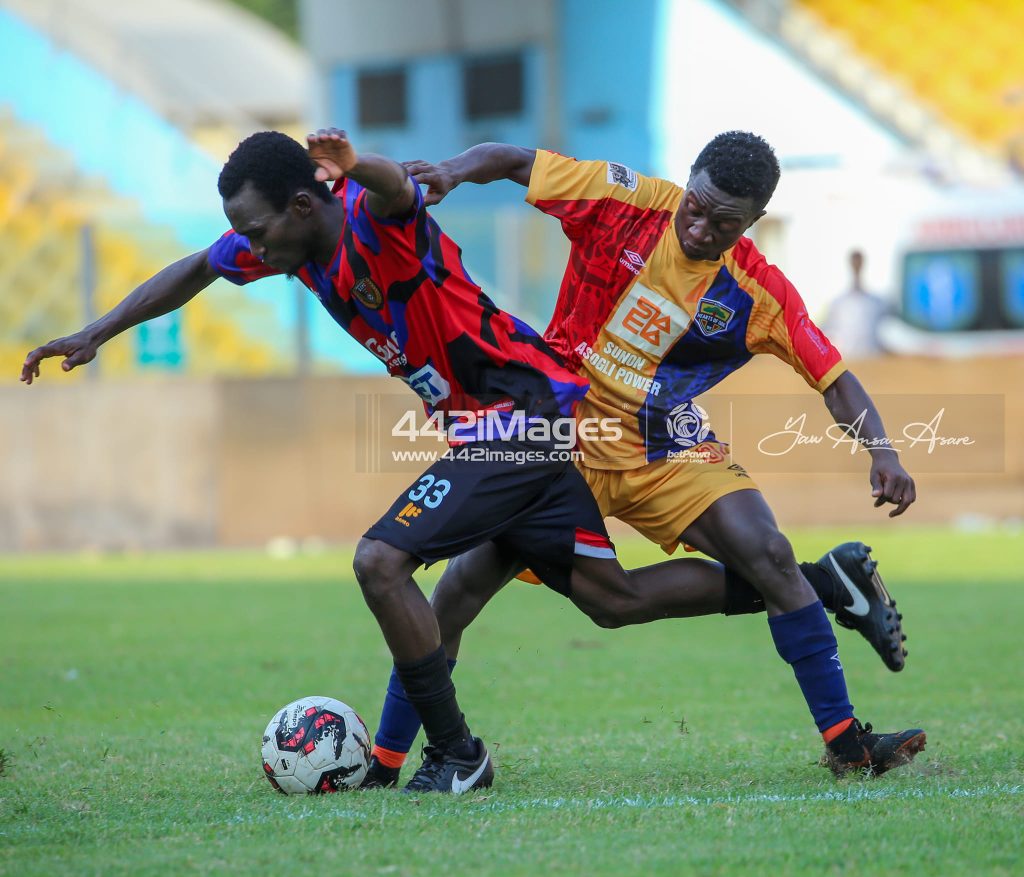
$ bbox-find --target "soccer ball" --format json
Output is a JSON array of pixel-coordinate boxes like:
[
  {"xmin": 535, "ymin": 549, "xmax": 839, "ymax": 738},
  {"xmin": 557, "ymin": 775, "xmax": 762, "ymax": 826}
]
[{"xmin": 261, "ymin": 696, "xmax": 370, "ymax": 794}]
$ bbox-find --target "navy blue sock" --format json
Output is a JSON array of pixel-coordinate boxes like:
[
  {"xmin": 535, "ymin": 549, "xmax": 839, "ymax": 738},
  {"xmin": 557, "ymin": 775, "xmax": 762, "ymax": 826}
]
[
  {"xmin": 373, "ymin": 658, "xmax": 457, "ymax": 757},
  {"xmin": 768, "ymin": 601, "xmax": 854, "ymax": 733}
]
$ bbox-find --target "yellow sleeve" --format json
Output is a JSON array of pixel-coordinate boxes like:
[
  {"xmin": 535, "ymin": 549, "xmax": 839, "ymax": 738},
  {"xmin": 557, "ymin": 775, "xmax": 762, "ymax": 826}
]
[
  {"xmin": 526, "ymin": 150, "xmax": 635, "ymax": 205},
  {"xmin": 525, "ymin": 150, "xmax": 680, "ymax": 239}
]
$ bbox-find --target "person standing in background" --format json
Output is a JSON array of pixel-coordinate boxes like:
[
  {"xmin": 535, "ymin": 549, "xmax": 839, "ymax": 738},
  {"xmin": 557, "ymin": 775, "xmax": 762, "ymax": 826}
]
[{"xmin": 824, "ymin": 250, "xmax": 890, "ymax": 358}]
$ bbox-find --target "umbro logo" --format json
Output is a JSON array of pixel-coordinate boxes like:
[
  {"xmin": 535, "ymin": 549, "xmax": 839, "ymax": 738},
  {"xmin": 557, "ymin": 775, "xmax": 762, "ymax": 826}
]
[{"xmin": 618, "ymin": 249, "xmax": 646, "ymax": 276}]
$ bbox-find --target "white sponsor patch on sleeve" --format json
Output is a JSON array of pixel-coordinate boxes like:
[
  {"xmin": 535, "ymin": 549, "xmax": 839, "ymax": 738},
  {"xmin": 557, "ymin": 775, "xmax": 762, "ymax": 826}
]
[{"xmin": 607, "ymin": 161, "xmax": 638, "ymax": 191}]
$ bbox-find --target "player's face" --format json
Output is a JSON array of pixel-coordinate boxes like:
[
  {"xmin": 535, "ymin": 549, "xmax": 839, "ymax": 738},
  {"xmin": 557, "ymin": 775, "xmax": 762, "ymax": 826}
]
[
  {"xmin": 674, "ymin": 170, "xmax": 764, "ymax": 261},
  {"xmin": 223, "ymin": 181, "xmax": 317, "ymax": 275}
]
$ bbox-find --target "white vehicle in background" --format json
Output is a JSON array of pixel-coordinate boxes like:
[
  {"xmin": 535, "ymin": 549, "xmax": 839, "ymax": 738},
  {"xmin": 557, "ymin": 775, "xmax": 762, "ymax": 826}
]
[{"xmin": 884, "ymin": 191, "xmax": 1024, "ymax": 357}]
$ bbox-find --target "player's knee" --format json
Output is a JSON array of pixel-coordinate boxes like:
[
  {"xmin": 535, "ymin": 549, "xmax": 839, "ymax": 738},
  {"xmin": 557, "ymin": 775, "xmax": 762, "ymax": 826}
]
[
  {"xmin": 571, "ymin": 584, "xmax": 636, "ymax": 629},
  {"xmin": 762, "ymin": 531, "xmax": 797, "ymax": 573},
  {"xmin": 573, "ymin": 596, "xmax": 624, "ymax": 629},
  {"xmin": 739, "ymin": 530, "xmax": 804, "ymax": 603},
  {"xmin": 352, "ymin": 538, "xmax": 403, "ymax": 600},
  {"xmin": 746, "ymin": 530, "xmax": 796, "ymax": 577}
]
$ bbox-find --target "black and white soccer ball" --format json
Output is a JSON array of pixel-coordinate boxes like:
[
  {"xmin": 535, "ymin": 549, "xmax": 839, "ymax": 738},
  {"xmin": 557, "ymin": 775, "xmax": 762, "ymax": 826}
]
[{"xmin": 261, "ymin": 696, "xmax": 370, "ymax": 794}]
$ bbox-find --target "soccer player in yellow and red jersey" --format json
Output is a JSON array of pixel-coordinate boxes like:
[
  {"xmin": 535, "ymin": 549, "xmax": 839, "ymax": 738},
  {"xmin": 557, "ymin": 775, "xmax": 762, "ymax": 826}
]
[{"xmin": 363, "ymin": 132, "xmax": 925, "ymax": 787}]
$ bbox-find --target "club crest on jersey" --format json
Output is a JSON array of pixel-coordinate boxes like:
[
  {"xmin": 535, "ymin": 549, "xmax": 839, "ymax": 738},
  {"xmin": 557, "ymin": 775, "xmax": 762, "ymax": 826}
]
[
  {"xmin": 694, "ymin": 298, "xmax": 735, "ymax": 337},
  {"xmin": 352, "ymin": 277, "xmax": 384, "ymax": 309}
]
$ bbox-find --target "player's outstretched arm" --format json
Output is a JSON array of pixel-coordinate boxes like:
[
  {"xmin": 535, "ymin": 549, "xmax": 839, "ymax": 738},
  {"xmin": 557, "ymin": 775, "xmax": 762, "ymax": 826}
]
[
  {"xmin": 20, "ymin": 248, "xmax": 218, "ymax": 384},
  {"xmin": 403, "ymin": 144, "xmax": 536, "ymax": 206},
  {"xmin": 307, "ymin": 128, "xmax": 414, "ymax": 219},
  {"xmin": 822, "ymin": 370, "xmax": 917, "ymax": 517}
]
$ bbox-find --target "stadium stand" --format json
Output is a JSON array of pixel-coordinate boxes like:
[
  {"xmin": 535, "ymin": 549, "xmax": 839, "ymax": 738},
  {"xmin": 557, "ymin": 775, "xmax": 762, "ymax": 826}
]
[
  {"xmin": 0, "ymin": 107, "xmax": 280, "ymax": 379},
  {"xmin": 0, "ymin": 0, "xmax": 311, "ymax": 161},
  {"xmin": 728, "ymin": 0, "xmax": 1018, "ymax": 184},
  {"xmin": 799, "ymin": 0, "xmax": 1024, "ymax": 157},
  {"xmin": 0, "ymin": 1, "xmax": 323, "ymax": 378}
]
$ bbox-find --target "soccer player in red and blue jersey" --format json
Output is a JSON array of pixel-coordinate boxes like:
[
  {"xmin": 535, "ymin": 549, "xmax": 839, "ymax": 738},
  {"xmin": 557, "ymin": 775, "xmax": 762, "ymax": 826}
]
[
  {"xmin": 21, "ymin": 129, "xmax": 774, "ymax": 794},
  {"xmin": 365, "ymin": 132, "xmax": 926, "ymax": 785}
]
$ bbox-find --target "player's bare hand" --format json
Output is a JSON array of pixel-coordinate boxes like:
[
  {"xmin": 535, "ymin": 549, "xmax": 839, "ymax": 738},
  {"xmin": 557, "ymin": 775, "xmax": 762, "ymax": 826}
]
[
  {"xmin": 307, "ymin": 128, "xmax": 358, "ymax": 182},
  {"xmin": 869, "ymin": 454, "xmax": 916, "ymax": 517},
  {"xmin": 402, "ymin": 160, "xmax": 458, "ymax": 206},
  {"xmin": 20, "ymin": 332, "xmax": 98, "ymax": 385}
]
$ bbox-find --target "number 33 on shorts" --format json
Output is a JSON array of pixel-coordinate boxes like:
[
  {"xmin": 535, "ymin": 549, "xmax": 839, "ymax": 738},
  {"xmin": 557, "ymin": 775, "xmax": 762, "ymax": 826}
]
[{"xmin": 408, "ymin": 474, "xmax": 451, "ymax": 509}]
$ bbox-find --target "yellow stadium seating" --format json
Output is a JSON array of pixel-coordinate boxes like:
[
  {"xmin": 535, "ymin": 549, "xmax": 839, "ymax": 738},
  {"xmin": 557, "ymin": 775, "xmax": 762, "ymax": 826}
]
[
  {"xmin": 0, "ymin": 107, "xmax": 282, "ymax": 381},
  {"xmin": 798, "ymin": 0, "xmax": 1024, "ymax": 158}
]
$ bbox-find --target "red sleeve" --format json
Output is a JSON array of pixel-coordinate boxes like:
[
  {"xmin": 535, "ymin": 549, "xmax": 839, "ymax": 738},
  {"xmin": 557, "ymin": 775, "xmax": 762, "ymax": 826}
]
[{"xmin": 735, "ymin": 239, "xmax": 847, "ymax": 392}]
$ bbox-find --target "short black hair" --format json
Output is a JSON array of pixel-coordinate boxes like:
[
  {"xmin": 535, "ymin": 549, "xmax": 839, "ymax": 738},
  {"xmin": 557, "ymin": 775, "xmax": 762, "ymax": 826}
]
[
  {"xmin": 690, "ymin": 131, "xmax": 780, "ymax": 210},
  {"xmin": 218, "ymin": 131, "xmax": 334, "ymax": 211}
]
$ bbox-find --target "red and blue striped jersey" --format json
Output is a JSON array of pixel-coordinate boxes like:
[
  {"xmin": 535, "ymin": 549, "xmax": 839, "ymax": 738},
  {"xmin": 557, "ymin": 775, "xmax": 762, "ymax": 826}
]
[{"xmin": 208, "ymin": 177, "xmax": 589, "ymax": 426}]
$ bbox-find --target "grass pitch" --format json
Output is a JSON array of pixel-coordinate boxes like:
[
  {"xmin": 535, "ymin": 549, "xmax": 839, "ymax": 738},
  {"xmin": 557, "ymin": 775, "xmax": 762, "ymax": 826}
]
[{"xmin": 1, "ymin": 527, "xmax": 1022, "ymax": 876}]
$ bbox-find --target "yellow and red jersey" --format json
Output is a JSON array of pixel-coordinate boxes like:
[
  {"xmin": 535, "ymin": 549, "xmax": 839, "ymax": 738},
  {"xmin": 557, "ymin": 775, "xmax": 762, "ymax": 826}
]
[{"xmin": 527, "ymin": 149, "xmax": 847, "ymax": 469}]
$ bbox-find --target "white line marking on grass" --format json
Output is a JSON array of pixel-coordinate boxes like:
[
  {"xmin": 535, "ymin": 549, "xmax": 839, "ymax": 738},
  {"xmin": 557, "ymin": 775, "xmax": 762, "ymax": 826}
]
[
  {"xmin": 466, "ymin": 782, "xmax": 1024, "ymax": 815},
  {"xmin": 228, "ymin": 783, "xmax": 1023, "ymax": 825}
]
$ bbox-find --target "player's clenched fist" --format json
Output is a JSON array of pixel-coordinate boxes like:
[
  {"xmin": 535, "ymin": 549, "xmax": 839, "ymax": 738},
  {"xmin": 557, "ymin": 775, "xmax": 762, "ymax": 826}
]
[
  {"xmin": 307, "ymin": 128, "xmax": 358, "ymax": 182},
  {"xmin": 21, "ymin": 332, "xmax": 98, "ymax": 384}
]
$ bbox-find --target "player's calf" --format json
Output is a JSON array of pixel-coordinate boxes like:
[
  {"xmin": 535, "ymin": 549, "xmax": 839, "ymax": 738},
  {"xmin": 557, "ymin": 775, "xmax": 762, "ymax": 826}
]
[{"xmin": 571, "ymin": 555, "xmax": 734, "ymax": 628}]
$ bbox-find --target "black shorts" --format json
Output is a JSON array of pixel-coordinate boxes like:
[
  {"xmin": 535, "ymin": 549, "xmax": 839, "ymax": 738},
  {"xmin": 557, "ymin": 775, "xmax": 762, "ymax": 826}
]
[{"xmin": 363, "ymin": 441, "xmax": 615, "ymax": 596}]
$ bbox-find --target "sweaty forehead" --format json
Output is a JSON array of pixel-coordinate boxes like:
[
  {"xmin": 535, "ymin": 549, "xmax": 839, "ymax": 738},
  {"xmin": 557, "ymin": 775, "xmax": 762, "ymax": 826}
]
[{"xmin": 685, "ymin": 169, "xmax": 755, "ymax": 216}]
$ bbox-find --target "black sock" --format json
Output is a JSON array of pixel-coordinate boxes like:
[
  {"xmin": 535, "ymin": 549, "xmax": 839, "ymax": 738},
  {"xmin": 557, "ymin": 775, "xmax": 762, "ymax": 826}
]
[
  {"xmin": 394, "ymin": 645, "xmax": 473, "ymax": 756},
  {"xmin": 800, "ymin": 562, "xmax": 843, "ymax": 612},
  {"xmin": 722, "ymin": 568, "xmax": 766, "ymax": 616},
  {"xmin": 826, "ymin": 719, "xmax": 865, "ymax": 759},
  {"xmin": 723, "ymin": 562, "xmax": 842, "ymax": 615}
]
